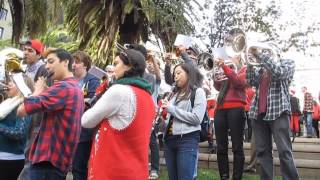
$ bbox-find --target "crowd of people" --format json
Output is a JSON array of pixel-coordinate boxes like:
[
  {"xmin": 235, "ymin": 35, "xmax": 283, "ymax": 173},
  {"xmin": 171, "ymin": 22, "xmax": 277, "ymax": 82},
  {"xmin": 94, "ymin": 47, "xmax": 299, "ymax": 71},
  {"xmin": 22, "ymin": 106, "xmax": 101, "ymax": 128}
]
[{"xmin": 0, "ymin": 32, "xmax": 319, "ymax": 180}]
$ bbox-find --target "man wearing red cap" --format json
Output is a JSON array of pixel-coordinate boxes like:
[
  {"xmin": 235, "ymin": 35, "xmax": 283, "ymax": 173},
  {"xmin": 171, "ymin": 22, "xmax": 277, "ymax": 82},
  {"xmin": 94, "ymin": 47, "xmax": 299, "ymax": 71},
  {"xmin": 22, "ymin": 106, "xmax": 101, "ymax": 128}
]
[
  {"xmin": 23, "ymin": 39, "xmax": 48, "ymax": 82},
  {"xmin": 18, "ymin": 40, "xmax": 52, "ymax": 180}
]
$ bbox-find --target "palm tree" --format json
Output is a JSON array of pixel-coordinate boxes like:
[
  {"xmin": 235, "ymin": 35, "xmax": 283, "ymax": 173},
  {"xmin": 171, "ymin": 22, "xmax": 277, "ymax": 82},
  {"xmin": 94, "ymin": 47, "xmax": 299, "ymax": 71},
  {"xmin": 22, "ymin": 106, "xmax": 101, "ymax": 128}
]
[
  {"xmin": 62, "ymin": 0, "xmax": 198, "ymax": 66},
  {"xmin": 2, "ymin": 0, "xmax": 199, "ymax": 66}
]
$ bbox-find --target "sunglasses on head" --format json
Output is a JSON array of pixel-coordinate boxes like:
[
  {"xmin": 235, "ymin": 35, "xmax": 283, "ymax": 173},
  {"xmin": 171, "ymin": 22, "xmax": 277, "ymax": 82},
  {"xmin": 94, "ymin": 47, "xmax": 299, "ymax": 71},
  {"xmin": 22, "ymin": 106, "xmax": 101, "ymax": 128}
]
[{"xmin": 119, "ymin": 51, "xmax": 130, "ymax": 64}]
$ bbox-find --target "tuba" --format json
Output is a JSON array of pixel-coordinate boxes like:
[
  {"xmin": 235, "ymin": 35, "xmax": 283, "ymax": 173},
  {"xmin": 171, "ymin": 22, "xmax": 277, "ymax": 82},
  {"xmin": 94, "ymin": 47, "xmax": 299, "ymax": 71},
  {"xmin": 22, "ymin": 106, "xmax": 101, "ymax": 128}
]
[
  {"xmin": 0, "ymin": 48, "xmax": 24, "ymax": 102},
  {"xmin": 0, "ymin": 48, "xmax": 24, "ymax": 82}
]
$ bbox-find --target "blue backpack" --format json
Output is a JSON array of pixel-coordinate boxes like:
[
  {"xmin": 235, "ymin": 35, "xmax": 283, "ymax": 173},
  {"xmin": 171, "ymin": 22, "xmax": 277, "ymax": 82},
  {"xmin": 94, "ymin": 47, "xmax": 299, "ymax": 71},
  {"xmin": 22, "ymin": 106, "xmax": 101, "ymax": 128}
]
[{"xmin": 190, "ymin": 89, "xmax": 210, "ymax": 142}]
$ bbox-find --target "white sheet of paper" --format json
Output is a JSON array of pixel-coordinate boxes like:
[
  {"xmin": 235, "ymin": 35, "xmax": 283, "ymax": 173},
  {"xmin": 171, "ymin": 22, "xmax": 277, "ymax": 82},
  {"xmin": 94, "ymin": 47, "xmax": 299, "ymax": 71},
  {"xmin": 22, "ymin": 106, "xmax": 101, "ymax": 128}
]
[
  {"xmin": 12, "ymin": 73, "xmax": 32, "ymax": 97},
  {"xmin": 213, "ymin": 47, "xmax": 229, "ymax": 60},
  {"xmin": 174, "ymin": 34, "xmax": 192, "ymax": 48}
]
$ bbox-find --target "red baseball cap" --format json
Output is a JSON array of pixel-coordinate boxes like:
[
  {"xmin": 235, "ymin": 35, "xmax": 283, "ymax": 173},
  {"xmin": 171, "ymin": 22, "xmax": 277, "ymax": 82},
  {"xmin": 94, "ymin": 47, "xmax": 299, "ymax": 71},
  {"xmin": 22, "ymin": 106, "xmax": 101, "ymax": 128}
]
[{"xmin": 25, "ymin": 39, "xmax": 44, "ymax": 54}]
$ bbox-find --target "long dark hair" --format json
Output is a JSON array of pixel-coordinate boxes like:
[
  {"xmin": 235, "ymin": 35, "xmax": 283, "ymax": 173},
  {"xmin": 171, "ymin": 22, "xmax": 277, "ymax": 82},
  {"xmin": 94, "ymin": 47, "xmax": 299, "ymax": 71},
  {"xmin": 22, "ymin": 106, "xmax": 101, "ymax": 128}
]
[
  {"xmin": 217, "ymin": 80, "xmax": 229, "ymax": 105},
  {"xmin": 173, "ymin": 63, "xmax": 203, "ymax": 102}
]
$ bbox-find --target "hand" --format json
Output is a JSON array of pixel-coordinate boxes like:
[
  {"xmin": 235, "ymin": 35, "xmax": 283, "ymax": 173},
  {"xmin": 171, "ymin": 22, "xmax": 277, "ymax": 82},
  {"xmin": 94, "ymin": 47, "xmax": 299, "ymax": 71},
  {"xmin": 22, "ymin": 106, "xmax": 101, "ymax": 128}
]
[
  {"xmin": 216, "ymin": 58, "xmax": 224, "ymax": 67},
  {"xmin": 248, "ymin": 47, "xmax": 258, "ymax": 57},
  {"xmin": 177, "ymin": 45, "xmax": 187, "ymax": 54},
  {"xmin": 161, "ymin": 99, "xmax": 170, "ymax": 109},
  {"xmin": 33, "ymin": 77, "xmax": 47, "ymax": 96}
]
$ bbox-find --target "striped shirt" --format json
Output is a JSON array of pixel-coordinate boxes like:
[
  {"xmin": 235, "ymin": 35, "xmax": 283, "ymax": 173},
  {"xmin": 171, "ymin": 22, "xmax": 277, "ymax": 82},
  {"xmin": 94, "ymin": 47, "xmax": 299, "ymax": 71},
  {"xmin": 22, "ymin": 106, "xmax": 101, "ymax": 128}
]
[{"xmin": 246, "ymin": 55, "xmax": 295, "ymax": 121}]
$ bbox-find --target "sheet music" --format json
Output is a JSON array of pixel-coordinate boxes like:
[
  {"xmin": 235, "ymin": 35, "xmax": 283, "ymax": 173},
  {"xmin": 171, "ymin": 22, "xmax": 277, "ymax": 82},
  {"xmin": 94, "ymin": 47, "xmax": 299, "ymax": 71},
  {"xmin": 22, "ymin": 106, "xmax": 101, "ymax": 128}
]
[
  {"xmin": 213, "ymin": 47, "xmax": 229, "ymax": 60},
  {"xmin": 12, "ymin": 73, "xmax": 32, "ymax": 97},
  {"xmin": 174, "ymin": 34, "xmax": 192, "ymax": 48}
]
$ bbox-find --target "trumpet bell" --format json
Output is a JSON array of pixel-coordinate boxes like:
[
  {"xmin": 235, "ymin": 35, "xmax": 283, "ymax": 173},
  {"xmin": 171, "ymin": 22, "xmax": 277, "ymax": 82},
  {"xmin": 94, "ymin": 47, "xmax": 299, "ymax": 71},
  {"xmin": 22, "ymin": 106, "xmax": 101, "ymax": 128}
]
[
  {"xmin": 0, "ymin": 48, "xmax": 24, "ymax": 82},
  {"xmin": 197, "ymin": 52, "xmax": 214, "ymax": 71},
  {"xmin": 224, "ymin": 28, "xmax": 246, "ymax": 57}
]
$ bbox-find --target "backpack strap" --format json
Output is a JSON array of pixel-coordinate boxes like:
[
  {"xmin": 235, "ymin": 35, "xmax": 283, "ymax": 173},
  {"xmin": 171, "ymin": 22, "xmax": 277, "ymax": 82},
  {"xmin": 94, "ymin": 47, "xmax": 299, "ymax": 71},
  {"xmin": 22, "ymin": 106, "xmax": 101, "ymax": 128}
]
[{"xmin": 190, "ymin": 88, "xmax": 196, "ymax": 108}]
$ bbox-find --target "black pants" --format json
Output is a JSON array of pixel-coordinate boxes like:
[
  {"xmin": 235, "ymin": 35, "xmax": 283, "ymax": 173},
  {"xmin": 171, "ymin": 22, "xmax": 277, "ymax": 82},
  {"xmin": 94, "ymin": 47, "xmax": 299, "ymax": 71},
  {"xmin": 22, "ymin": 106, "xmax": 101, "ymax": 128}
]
[
  {"xmin": 72, "ymin": 140, "xmax": 92, "ymax": 180},
  {"xmin": 245, "ymin": 111, "xmax": 253, "ymax": 142},
  {"xmin": 214, "ymin": 108, "xmax": 245, "ymax": 180},
  {"xmin": 312, "ymin": 120, "xmax": 319, "ymax": 138},
  {"xmin": 29, "ymin": 161, "xmax": 65, "ymax": 180},
  {"xmin": 0, "ymin": 159, "xmax": 24, "ymax": 180},
  {"xmin": 149, "ymin": 130, "xmax": 160, "ymax": 172}
]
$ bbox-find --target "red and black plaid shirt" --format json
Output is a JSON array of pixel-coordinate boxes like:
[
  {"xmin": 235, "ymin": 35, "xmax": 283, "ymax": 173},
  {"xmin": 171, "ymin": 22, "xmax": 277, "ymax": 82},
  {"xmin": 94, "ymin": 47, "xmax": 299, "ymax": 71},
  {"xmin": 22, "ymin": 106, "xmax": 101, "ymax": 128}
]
[{"xmin": 24, "ymin": 77, "xmax": 84, "ymax": 173}]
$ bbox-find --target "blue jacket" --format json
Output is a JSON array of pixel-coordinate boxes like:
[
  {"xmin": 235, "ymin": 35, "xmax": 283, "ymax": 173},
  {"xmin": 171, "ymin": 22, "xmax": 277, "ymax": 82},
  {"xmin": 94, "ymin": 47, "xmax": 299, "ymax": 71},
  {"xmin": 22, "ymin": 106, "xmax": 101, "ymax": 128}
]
[
  {"xmin": 0, "ymin": 108, "xmax": 32, "ymax": 155},
  {"xmin": 79, "ymin": 73, "xmax": 100, "ymax": 142}
]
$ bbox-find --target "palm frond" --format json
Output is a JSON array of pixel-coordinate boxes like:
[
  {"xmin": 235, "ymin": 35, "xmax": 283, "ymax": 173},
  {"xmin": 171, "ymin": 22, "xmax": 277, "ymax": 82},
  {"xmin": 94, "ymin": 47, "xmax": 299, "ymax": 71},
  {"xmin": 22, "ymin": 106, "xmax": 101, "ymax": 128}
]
[{"xmin": 25, "ymin": 0, "xmax": 47, "ymax": 38}]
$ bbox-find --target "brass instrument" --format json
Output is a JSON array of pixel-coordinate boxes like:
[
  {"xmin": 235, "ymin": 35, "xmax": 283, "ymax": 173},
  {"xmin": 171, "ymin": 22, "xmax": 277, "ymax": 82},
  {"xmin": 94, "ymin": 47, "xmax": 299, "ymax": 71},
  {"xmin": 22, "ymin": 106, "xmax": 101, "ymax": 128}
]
[
  {"xmin": 197, "ymin": 51, "xmax": 237, "ymax": 82},
  {"xmin": 0, "ymin": 48, "xmax": 24, "ymax": 79},
  {"xmin": 0, "ymin": 48, "xmax": 24, "ymax": 101},
  {"xmin": 197, "ymin": 29, "xmax": 247, "ymax": 82},
  {"xmin": 197, "ymin": 52, "xmax": 215, "ymax": 71},
  {"xmin": 245, "ymin": 42, "xmax": 280, "ymax": 66},
  {"xmin": 172, "ymin": 34, "xmax": 202, "ymax": 64},
  {"xmin": 224, "ymin": 28, "xmax": 247, "ymax": 58}
]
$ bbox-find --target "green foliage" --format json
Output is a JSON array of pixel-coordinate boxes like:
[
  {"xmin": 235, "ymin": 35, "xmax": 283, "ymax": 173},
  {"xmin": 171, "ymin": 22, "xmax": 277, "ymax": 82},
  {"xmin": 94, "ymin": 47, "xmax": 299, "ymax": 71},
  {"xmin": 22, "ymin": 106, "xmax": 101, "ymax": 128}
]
[
  {"xmin": 0, "ymin": 39, "xmax": 15, "ymax": 49},
  {"xmin": 37, "ymin": 26, "xmax": 80, "ymax": 54},
  {"xmin": 25, "ymin": 0, "xmax": 48, "ymax": 37},
  {"xmin": 60, "ymin": 0, "xmax": 198, "ymax": 66}
]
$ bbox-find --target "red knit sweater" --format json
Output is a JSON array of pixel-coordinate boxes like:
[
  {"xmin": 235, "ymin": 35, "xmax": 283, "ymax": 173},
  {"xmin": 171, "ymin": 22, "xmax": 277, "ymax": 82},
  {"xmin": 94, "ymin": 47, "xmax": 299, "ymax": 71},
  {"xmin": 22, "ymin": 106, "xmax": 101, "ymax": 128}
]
[
  {"xmin": 88, "ymin": 86, "xmax": 155, "ymax": 180},
  {"xmin": 214, "ymin": 65, "xmax": 247, "ymax": 109}
]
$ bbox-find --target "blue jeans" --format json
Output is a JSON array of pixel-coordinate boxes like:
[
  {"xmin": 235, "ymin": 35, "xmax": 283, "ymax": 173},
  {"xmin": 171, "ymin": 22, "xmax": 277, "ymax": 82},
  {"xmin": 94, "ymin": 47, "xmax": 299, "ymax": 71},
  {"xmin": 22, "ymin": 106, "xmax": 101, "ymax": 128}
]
[
  {"xmin": 164, "ymin": 131, "xmax": 199, "ymax": 180},
  {"xmin": 149, "ymin": 130, "xmax": 160, "ymax": 172},
  {"xmin": 29, "ymin": 162, "xmax": 65, "ymax": 180},
  {"xmin": 304, "ymin": 113, "xmax": 313, "ymax": 136},
  {"xmin": 72, "ymin": 141, "xmax": 92, "ymax": 180}
]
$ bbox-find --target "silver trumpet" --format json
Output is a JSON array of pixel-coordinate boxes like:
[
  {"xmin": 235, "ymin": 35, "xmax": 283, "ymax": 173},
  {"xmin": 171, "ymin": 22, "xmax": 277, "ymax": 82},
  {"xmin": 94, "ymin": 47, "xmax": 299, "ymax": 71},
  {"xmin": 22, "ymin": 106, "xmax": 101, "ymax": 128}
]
[{"xmin": 197, "ymin": 51, "xmax": 238, "ymax": 82}]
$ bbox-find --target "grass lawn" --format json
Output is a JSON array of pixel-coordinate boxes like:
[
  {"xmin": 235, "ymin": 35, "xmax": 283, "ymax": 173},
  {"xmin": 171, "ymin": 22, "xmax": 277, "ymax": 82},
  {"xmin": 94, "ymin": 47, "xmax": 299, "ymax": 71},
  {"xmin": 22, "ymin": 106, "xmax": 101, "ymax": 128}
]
[{"xmin": 158, "ymin": 168, "xmax": 281, "ymax": 180}]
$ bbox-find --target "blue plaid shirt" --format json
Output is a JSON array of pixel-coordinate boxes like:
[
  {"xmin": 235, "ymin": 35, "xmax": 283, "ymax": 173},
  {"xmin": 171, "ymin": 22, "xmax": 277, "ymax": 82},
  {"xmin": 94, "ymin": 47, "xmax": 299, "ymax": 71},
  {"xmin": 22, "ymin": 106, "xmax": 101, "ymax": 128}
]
[{"xmin": 246, "ymin": 55, "xmax": 295, "ymax": 121}]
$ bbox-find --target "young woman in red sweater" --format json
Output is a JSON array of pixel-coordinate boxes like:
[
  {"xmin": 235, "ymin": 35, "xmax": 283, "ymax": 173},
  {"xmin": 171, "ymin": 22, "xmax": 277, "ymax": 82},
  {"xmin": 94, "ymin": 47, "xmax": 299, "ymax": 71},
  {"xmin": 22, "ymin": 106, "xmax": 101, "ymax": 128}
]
[{"xmin": 213, "ymin": 56, "xmax": 247, "ymax": 180}]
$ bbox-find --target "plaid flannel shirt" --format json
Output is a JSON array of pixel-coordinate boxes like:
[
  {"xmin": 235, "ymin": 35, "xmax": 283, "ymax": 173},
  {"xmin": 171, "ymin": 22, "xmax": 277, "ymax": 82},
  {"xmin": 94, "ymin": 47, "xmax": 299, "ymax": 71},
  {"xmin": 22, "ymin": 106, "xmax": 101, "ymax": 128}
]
[
  {"xmin": 24, "ymin": 77, "xmax": 84, "ymax": 173},
  {"xmin": 246, "ymin": 54, "xmax": 295, "ymax": 121},
  {"xmin": 303, "ymin": 92, "xmax": 313, "ymax": 112}
]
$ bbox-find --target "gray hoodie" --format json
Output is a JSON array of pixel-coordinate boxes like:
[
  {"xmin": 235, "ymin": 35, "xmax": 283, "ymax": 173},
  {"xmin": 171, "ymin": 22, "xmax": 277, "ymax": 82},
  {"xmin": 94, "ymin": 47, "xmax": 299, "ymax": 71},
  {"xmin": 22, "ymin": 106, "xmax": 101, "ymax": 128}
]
[{"xmin": 166, "ymin": 88, "xmax": 207, "ymax": 136}]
